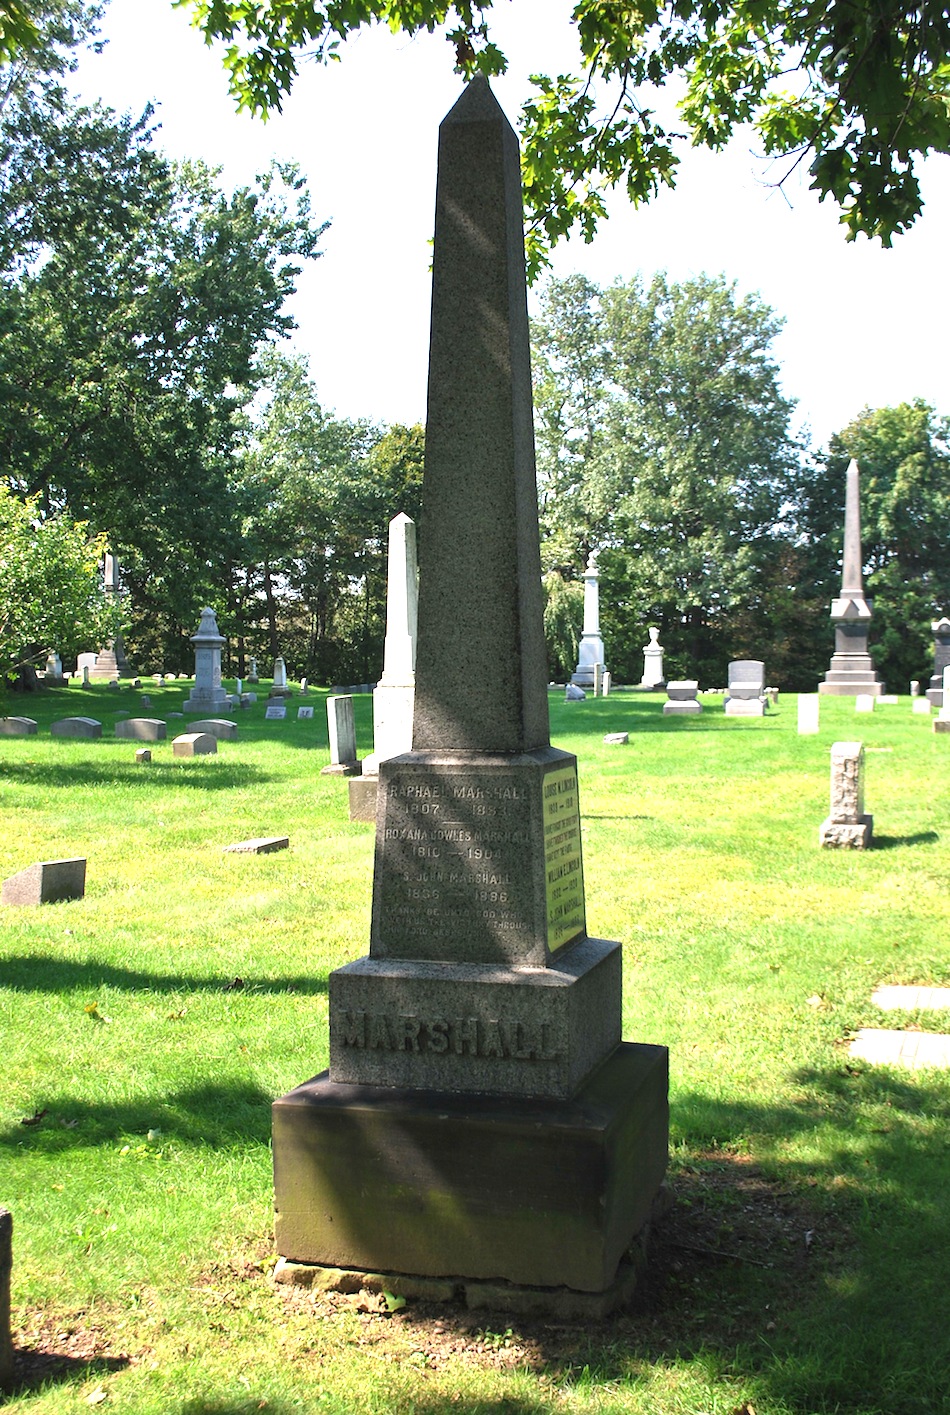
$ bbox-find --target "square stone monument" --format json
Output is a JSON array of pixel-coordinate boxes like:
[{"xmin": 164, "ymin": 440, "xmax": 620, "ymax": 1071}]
[
  {"xmin": 724, "ymin": 660, "xmax": 766, "ymax": 716},
  {"xmin": 272, "ymin": 79, "xmax": 668, "ymax": 1307},
  {"xmin": 819, "ymin": 741, "xmax": 873, "ymax": 847}
]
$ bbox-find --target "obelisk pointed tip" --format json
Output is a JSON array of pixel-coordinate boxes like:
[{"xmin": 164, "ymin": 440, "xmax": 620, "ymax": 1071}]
[{"xmin": 442, "ymin": 73, "xmax": 505, "ymax": 126}]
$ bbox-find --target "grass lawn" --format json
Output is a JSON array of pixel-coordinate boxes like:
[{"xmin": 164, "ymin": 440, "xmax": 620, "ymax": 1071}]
[{"xmin": 1, "ymin": 681, "xmax": 948, "ymax": 1415}]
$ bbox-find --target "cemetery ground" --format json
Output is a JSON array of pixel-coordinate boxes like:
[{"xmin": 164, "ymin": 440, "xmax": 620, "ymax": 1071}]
[{"xmin": 1, "ymin": 683, "xmax": 948, "ymax": 1415}]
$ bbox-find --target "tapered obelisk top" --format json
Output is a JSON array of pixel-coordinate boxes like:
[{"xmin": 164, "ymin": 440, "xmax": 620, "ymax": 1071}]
[
  {"xmin": 840, "ymin": 458, "xmax": 865, "ymax": 596},
  {"xmin": 411, "ymin": 77, "xmax": 550, "ymax": 753}
]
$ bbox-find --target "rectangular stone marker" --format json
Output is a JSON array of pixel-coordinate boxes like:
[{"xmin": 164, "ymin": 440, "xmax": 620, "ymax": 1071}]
[
  {"xmin": 51, "ymin": 717, "xmax": 102, "ymax": 739},
  {"xmin": 297, "ymin": 706, "xmax": 314, "ymax": 719},
  {"xmin": 819, "ymin": 741, "xmax": 872, "ymax": 847},
  {"xmin": 185, "ymin": 718, "xmax": 238, "ymax": 741},
  {"xmin": 273, "ymin": 78, "xmax": 668, "ymax": 1306},
  {"xmin": 223, "ymin": 836, "xmax": 289, "ymax": 854},
  {"xmin": 913, "ymin": 697, "xmax": 932, "ymax": 715},
  {"xmin": 2, "ymin": 858, "xmax": 86, "ymax": 906},
  {"xmin": 265, "ymin": 704, "xmax": 287, "ymax": 720},
  {"xmin": 855, "ymin": 694, "xmax": 875, "ymax": 712},
  {"xmin": 798, "ymin": 694, "xmax": 820, "ymax": 734},
  {"xmin": 321, "ymin": 694, "xmax": 359, "ymax": 775},
  {"xmin": 0, "ymin": 1207, "xmax": 11, "ymax": 1392},
  {"xmin": 135, "ymin": 749, "xmax": 151, "ymax": 764},
  {"xmin": 115, "ymin": 718, "xmax": 167, "ymax": 741}
]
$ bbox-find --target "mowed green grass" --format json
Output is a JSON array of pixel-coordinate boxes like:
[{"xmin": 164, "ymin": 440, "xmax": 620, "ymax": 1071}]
[{"xmin": 1, "ymin": 682, "xmax": 948, "ymax": 1415}]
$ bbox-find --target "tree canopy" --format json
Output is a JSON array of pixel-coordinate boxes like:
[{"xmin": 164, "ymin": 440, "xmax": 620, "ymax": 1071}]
[{"xmin": 181, "ymin": 0, "xmax": 950, "ymax": 275}]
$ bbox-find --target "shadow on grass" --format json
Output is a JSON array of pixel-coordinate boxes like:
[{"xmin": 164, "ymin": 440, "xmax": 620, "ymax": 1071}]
[
  {"xmin": 0, "ymin": 955, "xmax": 328, "ymax": 997},
  {"xmin": 4, "ymin": 1348, "xmax": 130, "ymax": 1404},
  {"xmin": 310, "ymin": 1070, "xmax": 949, "ymax": 1415},
  {"xmin": 0, "ymin": 760, "xmax": 271, "ymax": 790},
  {"xmin": 871, "ymin": 830, "xmax": 940, "ymax": 849},
  {"xmin": 1, "ymin": 1079, "xmax": 276, "ymax": 1153}
]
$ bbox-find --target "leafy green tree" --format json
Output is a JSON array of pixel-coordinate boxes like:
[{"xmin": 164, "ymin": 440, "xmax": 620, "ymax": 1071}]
[
  {"xmin": 807, "ymin": 401, "xmax": 950, "ymax": 691},
  {"xmin": 0, "ymin": 485, "xmax": 116, "ymax": 679},
  {"xmin": 532, "ymin": 271, "xmax": 802, "ymax": 683},
  {"xmin": 232, "ymin": 352, "xmax": 424, "ymax": 682},
  {"xmin": 181, "ymin": 0, "xmax": 950, "ymax": 274}
]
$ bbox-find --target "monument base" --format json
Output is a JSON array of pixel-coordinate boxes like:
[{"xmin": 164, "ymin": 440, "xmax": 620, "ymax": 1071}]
[
  {"xmin": 274, "ymin": 1183, "xmax": 673, "ymax": 1318},
  {"xmin": 819, "ymin": 814, "xmax": 873, "ymax": 848},
  {"xmin": 819, "ymin": 653, "xmax": 883, "ymax": 695},
  {"xmin": 662, "ymin": 701, "xmax": 701, "ymax": 716},
  {"xmin": 273, "ymin": 1041, "xmax": 668, "ymax": 1294},
  {"xmin": 320, "ymin": 761, "xmax": 362, "ymax": 777},
  {"xmin": 348, "ymin": 774, "xmax": 379, "ymax": 821},
  {"xmin": 724, "ymin": 698, "xmax": 765, "ymax": 717}
]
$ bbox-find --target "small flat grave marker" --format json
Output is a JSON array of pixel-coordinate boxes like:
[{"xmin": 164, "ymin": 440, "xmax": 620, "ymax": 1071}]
[
  {"xmin": 603, "ymin": 732, "xmax": 628, "ymax": 744},
  {"xmin": 855, "ymin": 694, "xmax": 875, "ymax": 713},
  {"xmin": 135, "ymin": 748, "xmax": 152, "ymax": 764},
  {"xmin": 297, "ymin": 706, "xmax": 314, "ymax": 719},
  {"xmin": 265, "ymin": 704, "xmax": 287, "ymax": 720},
  {"xmin": 912, "ymin": 698, "xmax": 932, "ymax": 715},
  {"xmin": 849, "ymin": 1028, "xmax": 950, "ymax": 1069},
  {"xmin": 223, "ymin": 836, "xmax": 289, "ymax": 854},
  {"xmin": 872, "ymin": 985, "xmax": 950, "ymax": 1011}
]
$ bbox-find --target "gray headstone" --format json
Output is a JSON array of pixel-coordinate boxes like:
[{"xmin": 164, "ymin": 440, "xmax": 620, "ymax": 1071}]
[
  {"xmin": 172, "ymin": 732, "xmax": 217, "ymax": 758},
  {"xmin": 223, "ymin": 836, "xmax": 289, "ymax": 854},
  {"xmin": 2, "ymin": 858, "xmax": 86, "ymax": 906},
  {"xmin": 297, "ymin": 706, "xmax": 314, "ymax": 719},
  {"xmin": 0, "ymin": 717, "xmax": 37, "ymax": 736},
  {"xmin": 51, "ymin": 717, "xmax": 103, "ymax": 739},
  {"xmin": 185, "ymin": 718, "xmax": 238, "ymax": 741},
  {"xmin": 115, "ymin": 718, "xmax": 167, "ymax": 741},
  {"xmin": 663, "ymin": 680, "xmax": 702, "ymax": 716},
  {"xmin": 264, "ymin": 704, "xmax": 286, "ymax": 721},
  {"xmin": 564, "ymin": 682, "xmax": 586, "ymax": 701},
  {"xmin": 326, "ymin": 695, "xmax": 357, "ymax": 766}
]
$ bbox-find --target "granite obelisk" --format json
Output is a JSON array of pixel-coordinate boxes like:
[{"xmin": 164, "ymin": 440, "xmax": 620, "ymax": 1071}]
[
  {"xmin": 819, "ymin": 459, "xmax": 883, "ymax": 695},
  {"xmin": 272, "ymin": 78, "xmax": 668, "ymax": 1304}
]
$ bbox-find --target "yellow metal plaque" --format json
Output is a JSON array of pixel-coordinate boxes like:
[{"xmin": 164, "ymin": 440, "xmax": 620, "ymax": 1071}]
[{"xmin": 542, "ymin": 763, "xmax": 585, "ymax": 952}]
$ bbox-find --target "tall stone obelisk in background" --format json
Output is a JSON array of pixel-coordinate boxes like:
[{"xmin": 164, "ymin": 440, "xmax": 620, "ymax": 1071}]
[
  {"xmin": 819, "ymin": 459, "xmax": 883, "ymax": 695},
  {"xmin": 572, "ymin": 551, "xmax": 607, "ymax": 690},
  {"xmin": 272, "ymin": 78, "xmax": 668, "ymax": 1307}
]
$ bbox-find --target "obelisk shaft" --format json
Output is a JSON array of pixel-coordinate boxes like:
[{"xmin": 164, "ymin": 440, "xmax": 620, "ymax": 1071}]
[
  {"xmin": 412, "ymin": 77, "xmax": 550, "ymax": 754},
  {"xmin": 840, "ymin": 458, "xmax": 865, "ymax": 596}
]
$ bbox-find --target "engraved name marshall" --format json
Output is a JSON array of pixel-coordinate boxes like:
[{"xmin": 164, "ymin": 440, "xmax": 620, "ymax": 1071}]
[{"xmin": 339, "ymin": 1010, "xmax": 561, "ymax": 1061}]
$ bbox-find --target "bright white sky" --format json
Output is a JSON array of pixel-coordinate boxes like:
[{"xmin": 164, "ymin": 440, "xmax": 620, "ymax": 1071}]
[{"xmin": 69, "ymin": 0, "xmax": 950, "ymax": 451}]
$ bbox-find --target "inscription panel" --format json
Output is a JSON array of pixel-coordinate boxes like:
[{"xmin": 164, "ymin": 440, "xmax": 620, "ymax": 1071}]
[
  {"xmin": 371, "ymin": 752, "xmax": 586, "ymax": 967},
  {"xmin": 542, "ymin": 763, "xmax": 585, "ymax": 951}
]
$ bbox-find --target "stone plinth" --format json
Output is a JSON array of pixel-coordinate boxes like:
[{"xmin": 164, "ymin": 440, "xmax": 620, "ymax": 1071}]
[
  {"xmin": 2, "ymin": 858, "xmax": 86, "ymax": 906},
  {"xmin": 273, "ymin": 1042, "xmax": 668, "ymax": 1293},
  {"xmin": 725, "ymin": 660, "xmax": 765, "ymax": 715},
  {"xmin": 51, "ymin": 717, "xmax": 102, "ymax": 739},
  {"xmin": 182, "ymin": 608, "xmax": 229, "ymax": 713},
  {"xmin": 330, "ymin": 937, "xmax": 620, "ymax": 1099},
  {"xmin": 115, "ymin": 718, "xmax": 166, "ymax": 741},
  {"xmin": 819, "ymin": 741, "xmax": 872, "ymax": 847},
  {"xmin": 173, "ymin": 732, "xmax": 217, "ymax": 758}
]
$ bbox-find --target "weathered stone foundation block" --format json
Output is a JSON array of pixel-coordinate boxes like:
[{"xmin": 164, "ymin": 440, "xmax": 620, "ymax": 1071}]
[
  {"xmin": 273, "ymin": 1041, "xmax": 668, "ymax": 1294},
  {"xmin": 348, "ymin": 775, "xmax": 379, "ymax": 822}
]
